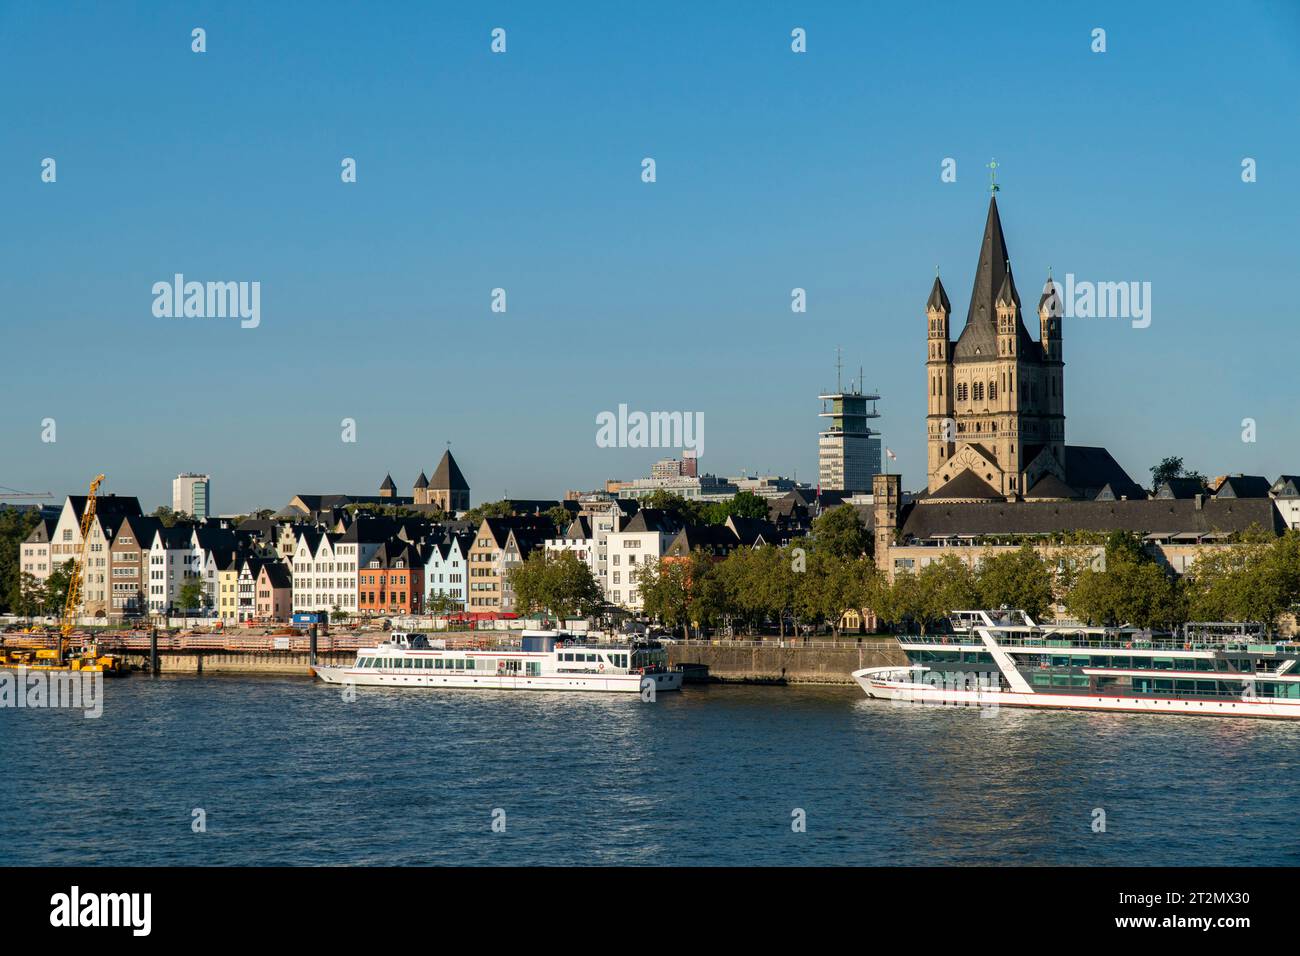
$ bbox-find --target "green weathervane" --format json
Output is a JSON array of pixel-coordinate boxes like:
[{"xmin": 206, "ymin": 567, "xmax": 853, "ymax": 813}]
[{"xmin": 987, "ymin": 159, "xmax": 1000, "ymax": 193}]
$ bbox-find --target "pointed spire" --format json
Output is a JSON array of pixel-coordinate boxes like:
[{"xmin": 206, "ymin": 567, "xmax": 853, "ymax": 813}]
[
  {"xmin": 380, "ymin": 473, "xmax": 396, "ymax": 491},
  {"xmin": 413, "ymin": 471, "xmax": 429, "ymax": 489},
  {"xmin": 1038, "ymin": 270, "xmax": 1060, "ymax": 314},
  {"xmin": 996, "ymin": 260, "xmax": 1020, "ymax": 308},
  {"xmin": 966, "ymin": 195, "xmax": 1011, "ymax": 327},
  {"xmin": 927, "ymin": 274, "xmax": 951, "ymax": 313}
]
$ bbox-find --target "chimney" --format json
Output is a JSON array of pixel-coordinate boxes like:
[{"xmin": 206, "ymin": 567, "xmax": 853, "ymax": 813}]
[{"xmin": 1194, "ymin": 493, "xmax": 1204, "ymax": 510}]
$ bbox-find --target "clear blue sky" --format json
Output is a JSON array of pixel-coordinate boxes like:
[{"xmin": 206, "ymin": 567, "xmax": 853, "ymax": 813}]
[{"xmin": 3, "ymin": 1, "xmax": 1298, "ymax": 512}]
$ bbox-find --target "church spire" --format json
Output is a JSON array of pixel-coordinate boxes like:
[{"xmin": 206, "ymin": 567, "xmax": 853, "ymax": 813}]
[
  {"xmin": 966, "ymin": 195, "xmax": 1011, "ymax": 331},
  {"xmin": 927, "ymin": 274, "xmax": 951, "ymax": 313}
]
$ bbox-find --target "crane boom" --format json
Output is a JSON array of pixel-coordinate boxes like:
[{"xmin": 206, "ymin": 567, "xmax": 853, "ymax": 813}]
[{"xmin": 60, "ymin": 473, "xmax": 106, "ymax": 662}]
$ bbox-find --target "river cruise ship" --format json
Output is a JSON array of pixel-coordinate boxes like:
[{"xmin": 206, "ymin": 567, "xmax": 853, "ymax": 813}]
[
  {"xmin": 311, "ymin": 630, "xmax": 684, "ymax": 694},
  {"xmin": 853, "ymin": 611, "xmax": 1300, "ymax": 719}
]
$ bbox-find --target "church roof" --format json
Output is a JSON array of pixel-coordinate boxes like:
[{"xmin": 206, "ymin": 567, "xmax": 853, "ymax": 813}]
[
  {"xmin": 1024, "ymin": 474, "xmax": 1078, "ymax": 500},
  {"xmin": 430, "ymin": 451, "xmax": 469, "ymax": 491},
  {"xmin": 927, "ymin": 275, "xmax": 951, "ymax": 313},
  {"xmin": 413, "ymin": 471, "xmax": 428, "ymax": 489},
  {"xmin": 953, "ymin": 196, "xmax": 1037, "ymax": 361},
  {"xmin": 926, "ymin": 469, "xmax": 1003, "ymax": 501},
  {"xmin": 379, "ymin": 474, "xmax": 396, "ymax": 491},
  {"xmin": 1063, "ymin": 446, "xmax": 1145, "ymax": 500},
  {"xmin": 900, "ymin": 497, "xmax": 1283, "ymax": 541}
]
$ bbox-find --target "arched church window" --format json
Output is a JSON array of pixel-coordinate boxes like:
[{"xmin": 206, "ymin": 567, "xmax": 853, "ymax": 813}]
[
  {"xmin": 973, "ymin": 382, "xmax": 984, "ymax": 401},
  {"xmin": 988, "ymin": 381, "xmax": 997, "ymax": 401}
]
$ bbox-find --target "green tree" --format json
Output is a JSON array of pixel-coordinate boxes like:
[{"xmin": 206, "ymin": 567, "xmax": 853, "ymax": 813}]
[
  {"xmin": 461, "ymin": 500, "xmax": 518, "ymax": 524},
  {"xmin": 508, "ymin": 550, "xmax": 604, "ymax": 622},
  {"xmin": 152, "ymin": 506, "xmax": 197, "ymax": 528},
  {"xmin": 795, "ymin": 551, "xmax": 868, "ymax": 637},
  {"xmin": 43, "ymin": 560, "xmax": 75, "ymax": 616},
  {"xmin": 976, "ymin": 545, "xmax": 1053, "ymax": 620},
  {"xmin": 545, "ymin": 505, "xmax": 575, "ymax": 536},
  {"xmin": 635, "ymin": 557, "xmax": 692, "ymax": 638},
  {"xmin": 15, "ymin": 572, "xmax": 44, "ymax": 621},
  {"xmin": 0, "ymin": 507, "xmax": 42, "ymax": 613},
  {"xmin": 177, "ymin": 578, "xmax": 206, "ymax": 613},
  {"xmin": 1148, "ymin": 456, "xmax": 1208, "ymax": 495},
  {"xmin": 1066, "ymin": 532, "xmax": 1185, "ymax": 628},
  {"xmin": 810, "ymin": 505, "xmax": 869, "ymax": 559}
]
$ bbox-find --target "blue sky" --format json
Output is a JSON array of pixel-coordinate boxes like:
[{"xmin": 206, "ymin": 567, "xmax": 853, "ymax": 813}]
[{"xmin": 3, "ymin": 1, "xmax": 1298, "ymax": 512}]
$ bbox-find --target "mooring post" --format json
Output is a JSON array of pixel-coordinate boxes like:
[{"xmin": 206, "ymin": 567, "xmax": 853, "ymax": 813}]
[
  {"xmin": 309, "ymin": 624, "xmax": 318, "ymax": 665},
  {"xmin": 150, "ymin": 626, "xmax": 159, "ymax": 675}
]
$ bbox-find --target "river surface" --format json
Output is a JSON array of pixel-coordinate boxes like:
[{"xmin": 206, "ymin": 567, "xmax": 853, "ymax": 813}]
[{"xmin": 2, "ymin": 674, "xmax": 1298, "ymax": 865}]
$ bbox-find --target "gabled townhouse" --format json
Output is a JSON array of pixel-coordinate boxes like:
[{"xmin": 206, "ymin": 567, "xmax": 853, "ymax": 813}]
[
  {"xmin": 148, "ymin": 525, "xmax": 199, "ymax": 615},
  {"xmin": 605, "ymin": 509, "xmax": 682, "ymax": 610},
  {"xmin": 236, "ymin": 557, "xmax": 270, "ymax": 622},
  {"xmin": 256, "ymin": 561, "xmax": 293, "ymax": 622},
  {"xmin": 424, "ymin": 532, "xmax": 472, "ymax": 610},
  {"xmin": 1272, "ymin": 475, "xmax": 1300, "ymax": 531},
  {"xmin": 358, "ymin": 539, "xmax": 425, "ymax": 616},
  {"xmin": 663, "ymin": 524, "xmax": 742, "ymax": 562},
  {"xmin": 467, "ymin": 517, "xmax": 553, "ymax": 613},
  {"xmin": 215, "ymin": 551, "xmax": 244, "ymax": 624},
  {"xmin": 109, "ymin": 514, "xmax": 161, "ymax": 618},
  {"xmin": 50, "ymin": 493, "xmax": 142, "ymax": 617},
  {"xmin": 192, "ymin": 527, "xmax": 239, "ymax": 612},
  {"xmin": 19, "ymin": 517, "xmax": 57, "ymax": 585},
  {"xmin": 290, "ymin": 529, "xmax": 356, "ymax": 616},
  {"xmin": 545, "ymin": 517, "xmax": 601, "ymax": 581}
]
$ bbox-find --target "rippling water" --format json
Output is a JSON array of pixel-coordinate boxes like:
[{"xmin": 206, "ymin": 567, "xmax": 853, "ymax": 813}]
[{"xmin": 2, "ymin": 674, "xmax": 1298, "ymax": 865}]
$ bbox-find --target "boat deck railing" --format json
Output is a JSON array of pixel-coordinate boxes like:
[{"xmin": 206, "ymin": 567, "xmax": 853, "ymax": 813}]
[{"xmin": 901, "ymin": 633, "xmax": 1298, "ymax": 654}]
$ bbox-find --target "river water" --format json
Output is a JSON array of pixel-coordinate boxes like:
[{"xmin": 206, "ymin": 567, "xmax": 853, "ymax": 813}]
[{"xmin": 2, "ymin": 674, "xmax": 1297, "ymax": 865}]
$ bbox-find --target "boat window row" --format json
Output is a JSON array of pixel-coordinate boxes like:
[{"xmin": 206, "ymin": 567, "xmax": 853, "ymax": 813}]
[{"xmin": 360, "ymin": 656, "xmax": 476, "ymax": 671}]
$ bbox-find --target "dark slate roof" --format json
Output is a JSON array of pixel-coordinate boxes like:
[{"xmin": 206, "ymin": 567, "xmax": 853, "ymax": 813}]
[
  {"xmin": 379, "ymin": 474, "xmax": 396, "ymax": 491},
  {"xmin": 562, "ymin": 516, "xmax": 593, "ymax": 540},
  {"xmin": 24, "ymin": 517, "xmax": 57, "ymax": 543},
  {"xmin": 665, "ymin": 524, "xmax": 741, "ymax": 557},
  {"xmin": 1064, "ymin": 446, "xmax": 1144, "ymax": 500},
  {"xmin": 1215, "ymin": 475, "xmax": 1271, "ymax": 499},
  {"xmin": 414, "ymin": 471, "xmax": 429, "ymax": 489},
  {"xmin": 899, "ymin": 497, "xmax": 1283, "ymax": 541},
  {"xmin": 725, "ymin": 515, "xmax": 779, "ymax": 546},
  {"xmin": 430, "ymin": 451, "xmax": 469, "ymax": 491},
  {"xmin": 1156, "ymin": 477, "xmax": 1205, "ymax": 500},
  {"xmin": 619, "ymin": 509, "xmax": 682, "ymax": 535},
  {"xmin": 1024, "ymin": 474, "xmax": 1078, "ymax": 500},
  {"xmin": 952, "ymin": 197, "xmax": 1037, "ymax": 362},
  {"xmin": 926, "ymin": 275, "xmax": 951, "ymax": 313},
  {"xmin": 67, "ymin": 494, "xmax": 143, "ymax": 522},
  {"xmin": 260, "ymin": 562, "xmax": 292, "ymax": 589},
  {"xmin": 1272, "ymin": 475, "xmax": 1300, "ymax": 498},
  {"xmin": 926, "ymin": 469, "xmax": 1003, "ymax": 501}
]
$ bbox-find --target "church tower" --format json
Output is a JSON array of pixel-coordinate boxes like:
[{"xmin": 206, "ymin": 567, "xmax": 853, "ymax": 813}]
[
  {"xmin": 925, "ymin": 195, "xmax": 1067, "ymax": 500},
  {"xmin": 925, "ymin": 275, "xmax": 954, "ymax": 483}
]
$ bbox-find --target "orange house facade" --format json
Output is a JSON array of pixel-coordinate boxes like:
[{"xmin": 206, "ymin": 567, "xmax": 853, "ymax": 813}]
[{"xmin": 358, "ymin": 540, "xmax": 424, "ymax": 616}]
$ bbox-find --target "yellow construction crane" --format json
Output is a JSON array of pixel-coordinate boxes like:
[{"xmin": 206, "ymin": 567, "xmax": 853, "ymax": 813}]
[{"xmin": 60, "ymin": 473, "xmax": 106, "ymax": 663}]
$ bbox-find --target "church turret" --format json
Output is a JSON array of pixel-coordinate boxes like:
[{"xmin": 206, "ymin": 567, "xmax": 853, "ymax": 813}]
[
  {"xmin": 1038, "ymin": 272, "xmax": 1062, "ymax": 364},
  {"xmin": 926, "ymin": 274, "xmax": 955, "ymax": 482},
  {"xmin": 995, "ymin": 264, "xmax": 1021, "ymax": 359}
]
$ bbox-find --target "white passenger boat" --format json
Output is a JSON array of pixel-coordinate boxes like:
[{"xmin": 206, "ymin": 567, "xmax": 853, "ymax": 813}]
[
  {"xmin": 311, "ymin": 630, "xmax": 683, "ymax": 694},
  {"xmin": 854, "ymin": 611, "xmax": 1300, "ymax": 719}
]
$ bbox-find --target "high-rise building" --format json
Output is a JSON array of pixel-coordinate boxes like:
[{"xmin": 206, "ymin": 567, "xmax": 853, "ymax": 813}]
[
  {"xmin": 818, "ymin": 362, "xmax": 881, "ymax": 494},
  {"xmin": 172, "ymin": 473, "xmax": 211, "ymax": 520}
]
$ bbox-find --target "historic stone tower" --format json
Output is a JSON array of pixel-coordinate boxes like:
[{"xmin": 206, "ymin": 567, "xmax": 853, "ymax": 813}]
[{"xmin": 925, "ymin": 196, "xmax": 1066, "ymax": 500}]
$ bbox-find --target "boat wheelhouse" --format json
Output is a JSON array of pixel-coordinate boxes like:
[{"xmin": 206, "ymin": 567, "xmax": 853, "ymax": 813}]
[
  {"xmin": 853, "ymin": 611, "xmax": 1300, "ymax": 719},
  {"xmin": 311, "ymin": 630, "xmax": 683, "ymax": 694}
]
